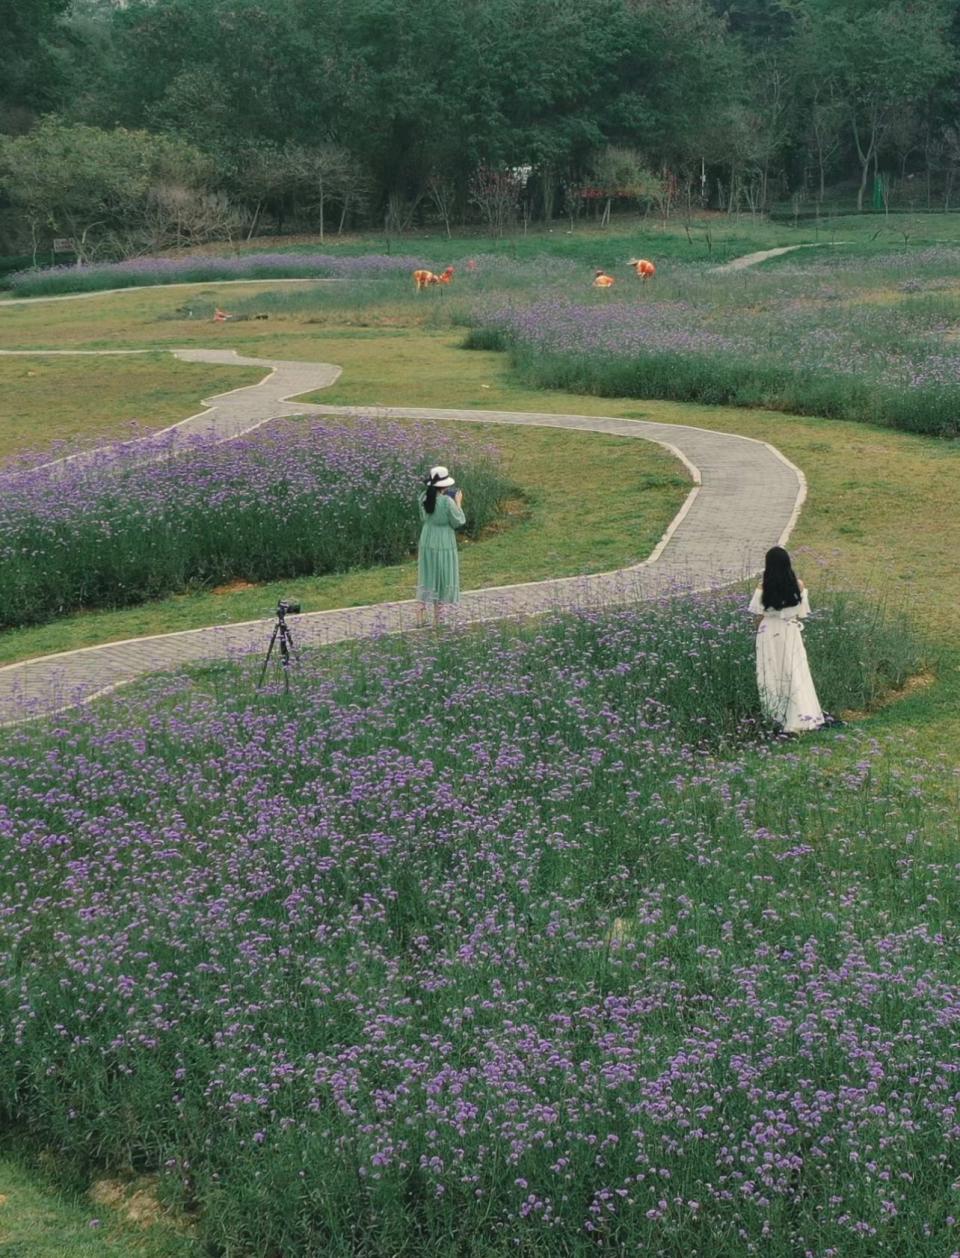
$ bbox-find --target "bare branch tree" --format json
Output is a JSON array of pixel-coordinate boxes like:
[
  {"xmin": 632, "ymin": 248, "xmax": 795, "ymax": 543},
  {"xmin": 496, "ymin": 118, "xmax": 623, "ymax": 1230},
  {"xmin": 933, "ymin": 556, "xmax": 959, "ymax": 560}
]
[
  {"xmin": 426, "ymin": 173, "xmax": 457, "ymax": 239},
  {"xmin": 468, "ymin": 166, "xmax": 521, "ymax": 237}
]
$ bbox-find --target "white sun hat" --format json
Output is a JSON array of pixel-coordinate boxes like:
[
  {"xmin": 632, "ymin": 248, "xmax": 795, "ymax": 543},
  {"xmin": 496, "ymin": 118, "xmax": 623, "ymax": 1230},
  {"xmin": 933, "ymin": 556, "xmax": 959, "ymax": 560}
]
[{"xmin": 428, "ymin": 465, "xmax": 455, "ymax": 488}]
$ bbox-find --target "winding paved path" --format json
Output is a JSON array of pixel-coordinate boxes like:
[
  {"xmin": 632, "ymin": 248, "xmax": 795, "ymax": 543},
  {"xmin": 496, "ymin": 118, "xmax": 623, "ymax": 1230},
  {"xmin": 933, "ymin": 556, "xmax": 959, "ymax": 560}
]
[{"xmin": 0, "ymin": 349, "xmax": 805, "ymax": 727}]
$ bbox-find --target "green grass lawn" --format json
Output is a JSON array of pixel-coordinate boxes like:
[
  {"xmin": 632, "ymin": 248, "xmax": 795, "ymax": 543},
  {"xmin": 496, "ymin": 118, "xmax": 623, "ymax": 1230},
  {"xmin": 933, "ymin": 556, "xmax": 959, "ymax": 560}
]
[{"xmin": 0, "ymin": 354, "xmax": 264, "ymax": 465}]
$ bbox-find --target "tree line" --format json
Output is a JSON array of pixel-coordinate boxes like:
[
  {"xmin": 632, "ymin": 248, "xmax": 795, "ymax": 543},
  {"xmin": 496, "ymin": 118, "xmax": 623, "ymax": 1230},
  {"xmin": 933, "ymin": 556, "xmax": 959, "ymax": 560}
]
[{"xmin": 2, "ymin": 0, "xmax": 960, "ymax": 259}]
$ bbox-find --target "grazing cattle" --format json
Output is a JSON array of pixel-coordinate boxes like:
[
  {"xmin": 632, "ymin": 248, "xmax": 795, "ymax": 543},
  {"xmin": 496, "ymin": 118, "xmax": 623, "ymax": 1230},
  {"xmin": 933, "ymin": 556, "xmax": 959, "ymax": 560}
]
[
  {"xmin": 413, "ymin": 265, "xmax": 455, "ymax": 291},
  {"xmin": 592, "ymin": 269, "xmax": 615, "ymax": 288},
  {"xmin": 629, "ymin": 258, "xmax": 656, "ymax": 280}
]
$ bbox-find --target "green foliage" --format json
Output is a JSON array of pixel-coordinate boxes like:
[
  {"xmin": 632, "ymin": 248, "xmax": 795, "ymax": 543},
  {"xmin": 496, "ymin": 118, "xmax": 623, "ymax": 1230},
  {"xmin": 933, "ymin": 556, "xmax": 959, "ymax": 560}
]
[
  {"xmin": 4, "ymin": 0, "xmax": 960, "ymax": 243},
  {"xmin": 0, "ymin": 0, "xmax": 71, "ymax": 119},
  {"xmin": 800, "ymin": 0, "xmax": 957, "ymax": 210},
  {"xmin": 0, "ymin": 118, "xmax": 212, "ymax": 262}
]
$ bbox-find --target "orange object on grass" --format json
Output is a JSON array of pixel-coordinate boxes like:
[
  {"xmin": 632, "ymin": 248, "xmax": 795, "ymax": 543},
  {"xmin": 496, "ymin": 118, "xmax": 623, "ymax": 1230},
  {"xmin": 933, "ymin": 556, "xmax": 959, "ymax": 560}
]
[
  {"xmin": 592, "ymin": 270, "xmax": 615, "ymax": 288},
  {"xmin": 629, "ymin": 258, "xmax": 656, "ymax": 280}
]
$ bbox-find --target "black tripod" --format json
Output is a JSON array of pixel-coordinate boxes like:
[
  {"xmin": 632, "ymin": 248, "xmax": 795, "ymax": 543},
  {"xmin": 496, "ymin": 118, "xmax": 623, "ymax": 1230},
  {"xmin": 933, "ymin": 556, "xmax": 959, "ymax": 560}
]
[{"xmin": 257, "ymin": 602, "xmax": 299, "ymax": 691}]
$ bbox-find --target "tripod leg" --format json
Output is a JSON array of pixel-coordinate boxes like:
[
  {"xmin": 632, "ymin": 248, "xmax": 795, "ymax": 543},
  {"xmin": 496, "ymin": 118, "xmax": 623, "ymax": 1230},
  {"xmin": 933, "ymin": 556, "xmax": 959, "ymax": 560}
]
[
  {"xmin": 257, "ymin": 624, "xmax": 280, "ymax": 688},
  {"xmin": 279, "ymin": 622, "xmax": 297, "ymax": 692},
  {"xmin": 281, "ymin": 623, "xmax": 298, "ymax": 665}
]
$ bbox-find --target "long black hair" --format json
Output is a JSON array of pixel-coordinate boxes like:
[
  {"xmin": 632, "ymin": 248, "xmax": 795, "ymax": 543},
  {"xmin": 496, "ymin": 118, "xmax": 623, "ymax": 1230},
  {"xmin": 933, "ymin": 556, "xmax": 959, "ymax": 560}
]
[
  {"xmin": 423, "ymin": 469, "xmax": 444, "ymax": 514},
  {"xmin": 423, "ymin": 482, "xmax": 439, "ymax": 514},
  {"xmin": 760, "ymin": 545, "xmax": 802, "ymax": 610}
]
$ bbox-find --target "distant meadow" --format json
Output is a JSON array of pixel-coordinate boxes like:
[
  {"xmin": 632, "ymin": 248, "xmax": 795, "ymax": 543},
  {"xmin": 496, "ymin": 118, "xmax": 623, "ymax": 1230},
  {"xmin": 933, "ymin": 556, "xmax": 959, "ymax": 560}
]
[
  {"xmin": 459, "ymin": 247, "xmax": 960, "ymax": 437},
  {"xmin": 42, "ymin": 242, "xmax": 960, "ymax": 439},
  {"xmin": 6, "ymin": 251, "xmax": 426, "ymax": 295}
]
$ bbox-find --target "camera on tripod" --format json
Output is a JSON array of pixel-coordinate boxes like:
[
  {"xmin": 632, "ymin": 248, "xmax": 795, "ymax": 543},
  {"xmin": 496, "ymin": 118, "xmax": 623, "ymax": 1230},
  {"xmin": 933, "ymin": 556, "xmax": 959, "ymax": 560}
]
[{"xmin": 258, "ymin": 597, "xmax": 303, "ymax": 690}]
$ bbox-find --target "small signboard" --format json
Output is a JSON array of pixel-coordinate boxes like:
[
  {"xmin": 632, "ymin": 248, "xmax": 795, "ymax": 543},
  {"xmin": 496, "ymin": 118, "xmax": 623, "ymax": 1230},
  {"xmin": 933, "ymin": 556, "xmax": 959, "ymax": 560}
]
[{"xmin": 52, "ymin": 238, "xmax": 75, "ymax": 253}]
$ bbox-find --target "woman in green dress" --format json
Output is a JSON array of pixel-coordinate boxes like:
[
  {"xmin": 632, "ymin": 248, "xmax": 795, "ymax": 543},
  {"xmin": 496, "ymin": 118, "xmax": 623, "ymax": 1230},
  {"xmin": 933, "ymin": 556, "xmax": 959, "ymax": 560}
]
[{"xmin": 417, "ymin": 465, "xmax": 466, "ymax": 625}]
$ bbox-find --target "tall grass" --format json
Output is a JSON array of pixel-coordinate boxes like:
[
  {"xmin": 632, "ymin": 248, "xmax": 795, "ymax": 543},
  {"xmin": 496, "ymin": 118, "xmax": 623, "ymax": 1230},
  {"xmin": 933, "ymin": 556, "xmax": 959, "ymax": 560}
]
[
  {"xmin": 0, "ymin": 417, "xmax": 512, "ymax": 629},
  {"xmin": 0, "ymin": 590, "xmax": 941, "ymax": 1256}
]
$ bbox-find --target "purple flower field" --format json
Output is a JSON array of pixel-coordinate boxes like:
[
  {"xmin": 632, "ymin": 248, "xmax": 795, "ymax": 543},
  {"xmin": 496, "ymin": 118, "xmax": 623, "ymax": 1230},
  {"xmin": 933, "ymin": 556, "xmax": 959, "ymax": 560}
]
[
  {"xmin": 0, "ymin": 416, "xmax": 508, "ymax": 628},
  {"xmin": 7, "ymin": 251, "xmax": 430, "ymax": 296},
  {"xmin": 478, "ymin": 299, "xmax": 742, "ymax": 359},
  {"xmin": 0, "ymin": 592, "xmax": 942, "ymax": 1255},
  {"xmin": 460, "ymin": 251, "xmax": 960, "ymax": 436}
]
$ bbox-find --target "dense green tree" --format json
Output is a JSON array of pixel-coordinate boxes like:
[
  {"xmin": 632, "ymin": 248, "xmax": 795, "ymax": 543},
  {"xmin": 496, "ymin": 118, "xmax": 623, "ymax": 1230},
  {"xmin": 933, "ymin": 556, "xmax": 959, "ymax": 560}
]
[
  {"xmin": 801, "ymin": 0, "xmax": 956, "ymax": 210},
  {"xmin": 606, "ymin": 0, "xmax": 743, "ymax": 175},
  {"xmin": 4, "ymin": 0, "xmax": 960, "ymax": 246},
  {"xmin": 0, "ymin": 117, "xmax": 210, "ymax": 260},
  {"xmin": 0, "ymin": 0, "xmax": 71, "ymax": 128}
]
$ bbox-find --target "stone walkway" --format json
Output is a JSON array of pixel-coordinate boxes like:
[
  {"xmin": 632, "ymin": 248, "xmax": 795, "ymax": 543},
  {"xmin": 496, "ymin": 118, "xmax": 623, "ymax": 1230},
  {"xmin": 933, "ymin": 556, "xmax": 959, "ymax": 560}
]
[{"xmin": 0, "ymin": 350, "xmax": 805, "ymax": 727}]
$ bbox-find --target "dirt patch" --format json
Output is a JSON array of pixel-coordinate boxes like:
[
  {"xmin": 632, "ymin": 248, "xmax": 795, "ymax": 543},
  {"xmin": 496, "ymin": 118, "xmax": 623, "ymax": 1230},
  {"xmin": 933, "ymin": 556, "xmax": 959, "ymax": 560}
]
[
  {"xmin": 840, "ymin": 669, "xmax": 935, "ymax": 722},
  {"xmin": 606, "ymin": 917, "xmax": 635, "ymax": 944},
  {"xmin": 467, "ymin": 496, "xmax": 531, "ymax": 543},
  {"xmin": 91, "ymin": 1176, "xmax": 165, "ymax": 1228},
  {"xmin": 212, "ymin": 579, "xmax": 258, "ymax": 595}
]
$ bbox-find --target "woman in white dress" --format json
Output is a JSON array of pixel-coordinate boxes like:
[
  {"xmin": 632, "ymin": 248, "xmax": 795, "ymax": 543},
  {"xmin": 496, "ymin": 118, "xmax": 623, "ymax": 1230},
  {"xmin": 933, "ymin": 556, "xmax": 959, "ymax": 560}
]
[{"xmin": 748, "ymin": 546, "xmax": 825, "ymax": 734}]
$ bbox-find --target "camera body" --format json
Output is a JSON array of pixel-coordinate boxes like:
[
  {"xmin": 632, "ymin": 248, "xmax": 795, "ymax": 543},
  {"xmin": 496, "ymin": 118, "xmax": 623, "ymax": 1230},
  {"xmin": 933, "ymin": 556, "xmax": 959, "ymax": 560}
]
[
  {"xmin": 277, "ymin": 599, "xmax": 302, "ymax": 617},
  {"xmin": 444, "ymin": 485, "xmax": 459, "ymax": 499}
]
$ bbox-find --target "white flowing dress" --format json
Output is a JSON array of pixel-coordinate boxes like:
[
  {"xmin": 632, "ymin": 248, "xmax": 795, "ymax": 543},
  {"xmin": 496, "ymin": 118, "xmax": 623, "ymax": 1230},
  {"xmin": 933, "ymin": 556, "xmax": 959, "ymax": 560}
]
[{"xmin": 748, "ymin": 587, "xmax": 825, "ymax": 733}]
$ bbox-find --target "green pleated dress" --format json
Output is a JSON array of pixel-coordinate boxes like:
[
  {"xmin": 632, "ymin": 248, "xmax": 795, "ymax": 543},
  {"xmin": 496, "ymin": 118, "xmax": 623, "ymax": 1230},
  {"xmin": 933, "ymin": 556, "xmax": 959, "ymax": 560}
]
[{"xmin": 416, "ymin": 491, "xmax": 466, "ymax": 603}]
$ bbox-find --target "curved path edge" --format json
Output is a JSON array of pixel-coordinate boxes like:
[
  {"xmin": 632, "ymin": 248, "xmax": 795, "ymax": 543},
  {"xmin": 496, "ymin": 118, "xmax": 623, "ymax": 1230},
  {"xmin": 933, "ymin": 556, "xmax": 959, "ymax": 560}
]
[{"xmin": 0, "ymin": 350, "xmax": 806, "ymax": 728}]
